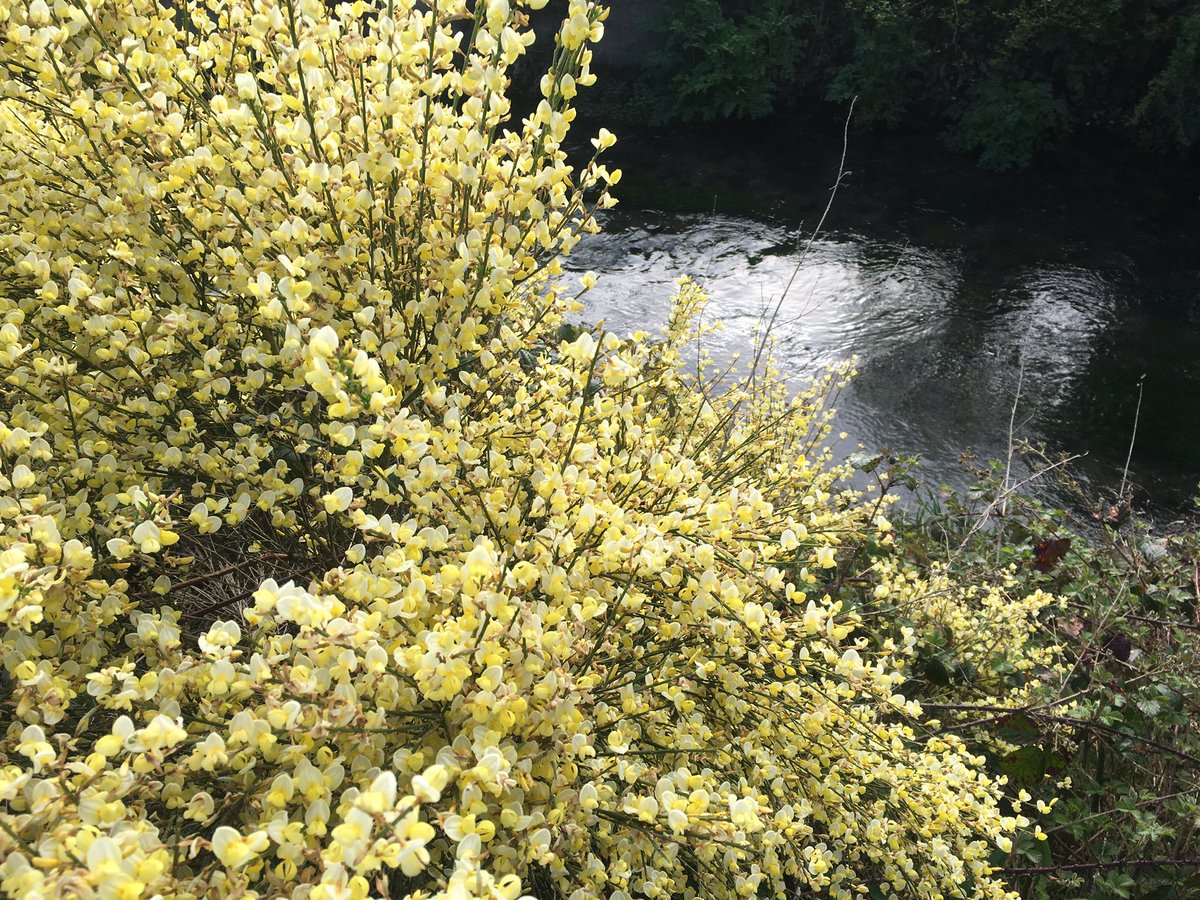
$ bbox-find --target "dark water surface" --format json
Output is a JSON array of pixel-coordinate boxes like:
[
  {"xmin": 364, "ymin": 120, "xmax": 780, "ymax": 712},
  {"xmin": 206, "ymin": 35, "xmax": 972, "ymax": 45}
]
[{"xmin": 564, "ymin": 118, "xmax": 1200, "ymax": 511}]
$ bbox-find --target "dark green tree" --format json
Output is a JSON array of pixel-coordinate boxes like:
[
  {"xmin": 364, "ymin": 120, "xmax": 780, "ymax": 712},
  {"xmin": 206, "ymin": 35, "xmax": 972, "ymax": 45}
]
[{"xmin": 642, "ymin": 0, "xmax": 1200, "ymax": 168}]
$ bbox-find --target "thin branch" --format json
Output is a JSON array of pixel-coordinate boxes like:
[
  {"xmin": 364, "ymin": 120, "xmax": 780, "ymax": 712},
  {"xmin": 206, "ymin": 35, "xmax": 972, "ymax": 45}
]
[
  {"xmin": 922, "ymin": 702, "xmax": 1200, "ymax": 768},
  {"xmin": 1000, "ymin": 858, "xmax": 1200, "ymax": 876},
  {"xmin": 137, "ymin": 552, "xmax": 291, "ymax": 598},
  {"xmin": 1000, "ymin": 355, "xmax": 1024, "ymax": 520},
  {"xmin": 748, "ymin": 96, "xmax": 856, "ymax": 388},
  {"xmin": 177, "ymin": 562, "xmax": 326, "ymax": 620},
  {"xmin": 1119, "ymin": 374, "xmax": 1145, "ymax": 499}
]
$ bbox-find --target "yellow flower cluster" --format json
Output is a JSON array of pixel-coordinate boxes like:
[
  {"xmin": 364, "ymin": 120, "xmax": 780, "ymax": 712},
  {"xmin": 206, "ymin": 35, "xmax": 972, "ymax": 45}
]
[
  {"xmin": 871, "ymin": 559, "xmax": 1061, "ymax": 704},
  {"xmin": 0, "ymin": 0, "xmax": 1034, "ymax": 897}
]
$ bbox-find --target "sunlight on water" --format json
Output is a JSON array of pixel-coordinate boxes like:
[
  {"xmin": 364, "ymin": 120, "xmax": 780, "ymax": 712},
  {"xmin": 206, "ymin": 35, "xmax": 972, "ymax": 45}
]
[{"xmin": 565, "ymin": 206, "xmax": 1198, "ymax": 510}]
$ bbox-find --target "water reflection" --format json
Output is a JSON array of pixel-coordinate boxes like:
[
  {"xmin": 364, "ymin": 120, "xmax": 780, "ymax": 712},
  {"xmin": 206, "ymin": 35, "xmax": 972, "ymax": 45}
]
[{"xmin": 566, "ymin": 199, "xmax": 1200, "ymax": 509}]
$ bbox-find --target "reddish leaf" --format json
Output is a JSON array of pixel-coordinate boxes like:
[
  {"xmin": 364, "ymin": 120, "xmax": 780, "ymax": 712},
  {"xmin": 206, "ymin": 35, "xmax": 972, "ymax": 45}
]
[
  {"xmin": 1060, "ymin": 617, "xmax": 1086, "ymax": 637},
  {"xmin": 1032, "ymin": 537, "xmax": 1071, "ymax": 572}
]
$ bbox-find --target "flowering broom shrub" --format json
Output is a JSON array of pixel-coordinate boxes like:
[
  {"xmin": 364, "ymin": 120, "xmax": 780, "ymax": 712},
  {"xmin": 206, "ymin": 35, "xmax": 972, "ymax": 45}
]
[
  {"xmin": 870, "ymin": 558, "xmax": 1060, "ymax": 706},
  {"xmin": 0, "ymin": 0, "xmax": 1047, "ymax": 897}
]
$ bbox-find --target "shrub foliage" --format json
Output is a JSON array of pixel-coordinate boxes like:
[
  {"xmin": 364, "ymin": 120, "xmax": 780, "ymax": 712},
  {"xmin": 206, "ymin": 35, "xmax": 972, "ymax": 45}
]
[
  {"xmin": 888, "ymin": 467, "xmax": 1200, "ymax": 899},
  {"xmin": 0, "ymin": 1, "xmax": 1050, "ymax": 898}
]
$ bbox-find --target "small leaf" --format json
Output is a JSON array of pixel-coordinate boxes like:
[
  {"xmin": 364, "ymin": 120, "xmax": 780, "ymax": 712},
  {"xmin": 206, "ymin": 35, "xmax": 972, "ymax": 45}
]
[
  {"xmin": 990, "ymin": 655, "xmax": 1018, "ymax": 676},
  {"xmin": 847, "ymin": 451, "xmax": 887, "ymax": 473}
]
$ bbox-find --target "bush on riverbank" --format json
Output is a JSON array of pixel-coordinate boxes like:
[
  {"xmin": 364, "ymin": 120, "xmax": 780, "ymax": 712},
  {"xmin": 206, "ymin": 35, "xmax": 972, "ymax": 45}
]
[
  {"xmin": 0, "ymin": 1, "xmax": 1064, "ymax": 898},
  {"xmin": 880, "ymin": 460, "xmax": 1200, "ymax": 898}
]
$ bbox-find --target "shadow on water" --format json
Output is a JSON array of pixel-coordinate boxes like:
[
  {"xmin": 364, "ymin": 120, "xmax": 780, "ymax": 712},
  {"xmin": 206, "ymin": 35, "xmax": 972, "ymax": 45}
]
[{"xmin": 563, "ymin": 116, "xmax": 1200, "ymax": 512}]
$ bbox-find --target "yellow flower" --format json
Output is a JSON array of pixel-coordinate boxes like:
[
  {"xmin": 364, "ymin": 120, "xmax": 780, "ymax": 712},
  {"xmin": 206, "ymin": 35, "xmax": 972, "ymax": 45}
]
[
  {"xmin": 0, "ymin": 0, "xmax": 1039, "ymax": 896},
  {"xmin": 324, "ymin": 486, "xmax": 354, "ymax": 514},
  {"xmin": 211, "ymin": 826, "xmax": 269, "ymax": 869},
  {"xmin": 310, "ymin": 326, "xmax": 340, "ymax": 359}
]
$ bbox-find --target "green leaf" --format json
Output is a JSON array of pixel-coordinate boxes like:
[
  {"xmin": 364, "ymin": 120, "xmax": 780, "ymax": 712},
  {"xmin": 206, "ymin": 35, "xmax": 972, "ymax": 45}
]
[
  {"xmin": 1136, "ymin": 696, "xmax": 1162, "ymax": 717},
  {"xmin": 1018, "ymin": 833, "xmax": 1053, "ymax": 867},
  {"xmin": 995, "ymin": 712, "xmax": 1041, "ymax": 745},
  {"xmin": 847, "ymin": 450, "xmax": 887, "ymax": 473},
  {"xmin": 1000, "ymin": 746, "xmax": 1067, "ymax": 784}
]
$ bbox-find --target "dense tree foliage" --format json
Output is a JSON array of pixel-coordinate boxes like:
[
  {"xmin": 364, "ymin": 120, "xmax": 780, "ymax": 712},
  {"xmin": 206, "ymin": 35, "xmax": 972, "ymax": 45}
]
[{"xmin": 640, "ymin": 0, "xmax": 1200, "ymax": 168}]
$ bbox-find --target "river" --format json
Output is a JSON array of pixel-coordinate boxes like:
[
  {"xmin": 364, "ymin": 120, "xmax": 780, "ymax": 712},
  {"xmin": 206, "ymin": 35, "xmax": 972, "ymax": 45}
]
[{"xmin": 562, "ymin": 116, "xmax": 1200, "ymax": 513}]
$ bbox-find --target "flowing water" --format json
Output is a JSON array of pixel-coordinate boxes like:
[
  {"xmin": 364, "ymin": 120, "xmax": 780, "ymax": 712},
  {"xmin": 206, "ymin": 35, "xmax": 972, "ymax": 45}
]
[{"xmin": 563, "ymin": 118, "xmax": 1200, "ymax": 512}]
